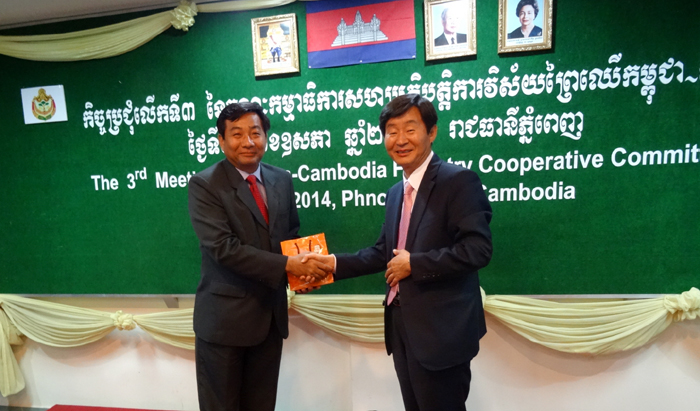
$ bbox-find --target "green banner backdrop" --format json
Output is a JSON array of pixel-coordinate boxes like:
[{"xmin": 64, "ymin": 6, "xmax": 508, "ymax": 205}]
[{"xmin": 0, "ymin": 0, "xmax": 698, "ymax": 295}]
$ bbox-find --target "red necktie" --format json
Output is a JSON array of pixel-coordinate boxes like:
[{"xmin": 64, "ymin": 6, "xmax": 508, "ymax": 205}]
[
  {"xmin": 246, "ymin": 175, "xmax": 268, "ymax": 224},
  {"xmin": 388, "ymin": 181, "xmax": 413, "ymax": 305}
]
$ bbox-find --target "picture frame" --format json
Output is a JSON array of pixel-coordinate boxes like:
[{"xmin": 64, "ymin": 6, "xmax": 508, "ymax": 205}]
[
  {"xmin": 498, "ymin": 0, "xmax": 553, "ymax": 53},
  {"xmin": 424, "ymin": 0, "xmax": 476, "ymax": 61},
  {"xmin": 251, "ymin": 13, "xmax": 300, "ymax": 76}
]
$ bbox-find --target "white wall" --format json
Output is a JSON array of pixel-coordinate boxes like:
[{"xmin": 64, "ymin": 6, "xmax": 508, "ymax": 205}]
[{"xmin": 2, "ymin": 297, "xmax": 699, "ymax": 411}]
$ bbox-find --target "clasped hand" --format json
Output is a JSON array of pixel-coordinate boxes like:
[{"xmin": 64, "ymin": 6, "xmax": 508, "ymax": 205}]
[{"xmin": 386, "ymin": 249, "xmax": 411, "ymax": 287}]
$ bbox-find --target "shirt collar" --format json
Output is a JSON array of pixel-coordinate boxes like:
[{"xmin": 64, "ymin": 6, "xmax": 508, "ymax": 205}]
[
  {"xmin": 237, "ymin": 165, "xmax": 263, "ymax": 184},
  {"xmin": 403, "ymin": 151, "xmax": 433, "ymax": 192}
]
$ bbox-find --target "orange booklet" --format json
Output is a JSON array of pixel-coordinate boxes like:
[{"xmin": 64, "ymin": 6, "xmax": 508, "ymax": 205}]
[{"xmin": 281, "ymin": 233, "xmax": 334, "ymax": 291}]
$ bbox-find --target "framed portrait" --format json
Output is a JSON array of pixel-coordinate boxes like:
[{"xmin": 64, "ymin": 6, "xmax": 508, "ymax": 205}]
[
  {"xmin": 424, "ymin": 0, "xmax": 476, "ymax": 61},
  {"xmin": 251, "ymin": 13, "xmax": 300, "ymax": 76},
  {"xmin": 498, "ymin": 0, "xmax": 552, "ymax": 53}
]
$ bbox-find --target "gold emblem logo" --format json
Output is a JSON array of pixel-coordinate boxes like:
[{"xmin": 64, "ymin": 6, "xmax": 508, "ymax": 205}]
[{"xmin": 31, "ymin": 88, "xmax": 57, "ymax": 121}]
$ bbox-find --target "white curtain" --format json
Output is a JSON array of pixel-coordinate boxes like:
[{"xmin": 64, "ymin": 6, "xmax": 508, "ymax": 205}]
[{"xmin": 1, "ymin": 288, "xmax": 698, "ymax": 396}]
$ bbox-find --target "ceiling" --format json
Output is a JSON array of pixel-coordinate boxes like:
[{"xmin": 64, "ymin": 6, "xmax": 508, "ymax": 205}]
[{"xmin": 0, "ymin": 0, "xmax": 221, "ymax": 30}]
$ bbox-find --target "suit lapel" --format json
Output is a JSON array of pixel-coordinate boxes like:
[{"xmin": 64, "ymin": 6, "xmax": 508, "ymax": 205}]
[
  {"xmin": 405, "ymin": 155, "xmax": 441, "ymax": 250},
  {"xmin": 223, "ymin": 160, "xmax": 269, "ymax": 230},
  {"xmin": 385, "ymin": 181, "xmax": 403, "ymax": 250},
  {"xmin": 260, "ymin": 164, "xmax": 279, "ymax": 231}
]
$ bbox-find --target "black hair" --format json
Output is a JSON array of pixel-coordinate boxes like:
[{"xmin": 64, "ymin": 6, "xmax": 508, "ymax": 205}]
[
  {"xmin": 216, "ymin": 102, "xmax": 271, "ymax": 138},
  {"xmin": 516, "ymin": 0, "xmax": 539, "ymax": 18},
  {"xmin": 379, "ymin": 94, "xmax": 438, "ymax": 136}
]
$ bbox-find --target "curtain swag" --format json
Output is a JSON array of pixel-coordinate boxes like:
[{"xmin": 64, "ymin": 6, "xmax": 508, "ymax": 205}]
[
  {"xmin": 1, "ymin": 287, "xmax": 698, "ymax": 396},
  {"xmin": 0, "ymin": 0, "xmax": 297, "ymax": 62}
]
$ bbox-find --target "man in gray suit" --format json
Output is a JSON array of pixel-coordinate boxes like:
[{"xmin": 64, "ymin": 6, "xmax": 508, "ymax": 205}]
[
  {"xmin": 307, "ymin": 94, "xmax": 492, "ymax": 410},
  {"xmin": 188, "ymin": 102, "xmax": 331, "ymax": 411}
]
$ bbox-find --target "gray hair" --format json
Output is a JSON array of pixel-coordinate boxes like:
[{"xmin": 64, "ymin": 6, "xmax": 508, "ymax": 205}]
[{"xmin": 441, "ymin": 7, "xmax": 454, "ymax": 24}]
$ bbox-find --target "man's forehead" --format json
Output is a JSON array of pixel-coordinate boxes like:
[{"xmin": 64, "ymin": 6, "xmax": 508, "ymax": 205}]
[
  {"xmin": 227, "ymin": 115, "xmax": 262, "ymax": 128},
  {"xmin": 386, "ymin": 108, "xmax": 424, "ymax": 126},
  {"xmin": 227, "ymin": 123, "xmax": 263, "ymax": 129},
  {"xmin": 387, "ymin": 117, "xmax": 421, "ymax": 126}
]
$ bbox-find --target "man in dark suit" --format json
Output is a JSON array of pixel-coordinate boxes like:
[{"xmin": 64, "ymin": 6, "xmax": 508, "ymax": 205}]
[
  {"xmin": 307, "ymin": 94, "xmax": 492, "ymax": 410},
  {"xmin": 188, "ymin": 102, "xmax": 331, "ymax": 411},
  {"xmin": 434, "ymin": 7, "xmax": 467, "ymax": 46}
]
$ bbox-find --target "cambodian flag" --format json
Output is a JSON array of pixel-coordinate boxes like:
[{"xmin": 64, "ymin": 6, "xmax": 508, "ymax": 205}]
[{"xmin": 306, "ymin": 0, "xmax": 416, "ymax": 69}]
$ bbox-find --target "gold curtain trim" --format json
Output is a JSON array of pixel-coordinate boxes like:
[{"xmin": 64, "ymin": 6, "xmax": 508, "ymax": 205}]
[{"xmin": 1, "ymin": 287, "xmax": 698, "ymax": 396}]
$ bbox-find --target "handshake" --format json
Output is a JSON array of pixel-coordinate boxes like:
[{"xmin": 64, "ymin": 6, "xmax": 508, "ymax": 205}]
[
  {"xmin": 285, "ymin": 252, "xmax": 334, "ymax": 281},
  {"xmin": 282, "ymin": 234, "xmax": 335, "ymax": 293},
  {"xmin": 285, "ymin": 252, "xmax": 334, "ymax": 293}
]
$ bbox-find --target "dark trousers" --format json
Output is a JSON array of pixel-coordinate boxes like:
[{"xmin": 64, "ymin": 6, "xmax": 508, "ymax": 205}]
[
  {"xmin": 195, "ymin": 322, "xmax": 283, "ymax": 411},
  {"xmin": 389, "ymin": 304, "xmax": 472, "ymax": 411}
]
